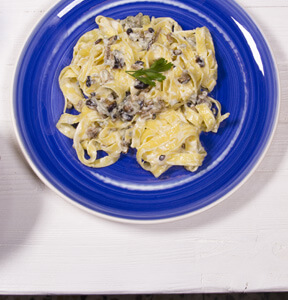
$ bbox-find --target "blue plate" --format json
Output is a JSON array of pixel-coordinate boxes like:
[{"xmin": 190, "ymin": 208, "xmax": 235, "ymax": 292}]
[{"xmin": 13, "ymin": 0, "xmax": 279, "ymax": 222}]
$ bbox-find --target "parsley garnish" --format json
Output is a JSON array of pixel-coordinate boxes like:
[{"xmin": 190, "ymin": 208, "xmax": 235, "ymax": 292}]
[{"xmin": 125, "ymin": 58, "xmax": 174, "ymax": 87}]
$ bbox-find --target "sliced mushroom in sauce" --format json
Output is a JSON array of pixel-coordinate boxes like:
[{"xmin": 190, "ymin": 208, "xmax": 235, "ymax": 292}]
[
  {"xmin": 131, "ymin": 60, "xmax": 144, "ymax": 70},
  {"xmin": 86, "ymin": 99, "xmax": 97, "ymax": 110},
  {"xmin": 95, "ymin": 38, "xmax": 102, "ymax": 45},
  {"xmin": 112, "ymin": 50, "xmax": 126, "ymax": 69},
  {"xmin": 196, "ymin": 56, "xmax": 205, "ymax": 67},
  {"xmin": 86, "ymin": 76, "xmax": 92, "ymax": 87},
  {"xmin": 178, "ymin": 72, "xmax": 191, "ymax": 84},
  {"xmin": 134, "ymin": 80, "xmax": 149, "ymax": 90},
  {"xmin": 107, "ymin": 101, "xmax": 117, "ymax": 113},
  {"xmin": 126, "ymin": 28, "xmax": 133, "ymax": 35},
  {"xmin": 86, "ymin": 127, "xmax": 100, "ymax": 139}
]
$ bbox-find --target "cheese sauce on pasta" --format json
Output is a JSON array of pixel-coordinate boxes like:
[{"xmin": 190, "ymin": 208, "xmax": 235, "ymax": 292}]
[{"xmin": 56, "ymin": 13, "xmax": 229, "ymax": 177}]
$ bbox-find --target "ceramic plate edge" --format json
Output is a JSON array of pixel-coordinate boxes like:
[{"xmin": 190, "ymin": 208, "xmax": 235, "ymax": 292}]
[{"xmin": 11, "ymin": 0, "xmax": 281, "ymax": 224}]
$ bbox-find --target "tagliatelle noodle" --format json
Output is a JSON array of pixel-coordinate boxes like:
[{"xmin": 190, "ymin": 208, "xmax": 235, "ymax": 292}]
[{"xmin": 56, "ymin": 14, "xmax": 229, "ymax": 177}]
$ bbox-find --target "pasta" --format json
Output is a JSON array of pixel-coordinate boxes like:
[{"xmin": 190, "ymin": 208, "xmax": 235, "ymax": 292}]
[{"xmin": 56, "ymin": 13, "xmax": 229, "ymax": 177}]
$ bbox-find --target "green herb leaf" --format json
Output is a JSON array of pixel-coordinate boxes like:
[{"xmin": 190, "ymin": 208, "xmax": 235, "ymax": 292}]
[
  {"xmin": 125, "ymin": 58, "xmax": 173, "ymax": 87},
  {"xmin": 150, "ymin": 58, "xmax": 174, "ymax": 72},
  {"xmin": 137, "ymin": 76, "xmax": 156, "ymax": 87}
]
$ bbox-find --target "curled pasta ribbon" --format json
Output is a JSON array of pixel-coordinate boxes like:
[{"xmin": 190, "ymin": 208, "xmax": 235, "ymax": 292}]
[
  {"xmin": 57, "ymin": 108, "xmax": 128, "ymax": 168},
  {"xmin": 184, "ymin": 97, "xmax": 230, "ymax": 133},
  {"xmin": 133, "ymin": 109, "xmax": 206, "ymax": 177}
]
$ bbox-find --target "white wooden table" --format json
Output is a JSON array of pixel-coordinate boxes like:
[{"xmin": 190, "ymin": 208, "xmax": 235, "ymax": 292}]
[{"xmin": 1, "ymin": 0, "xmax": 288, "ymax": 294}]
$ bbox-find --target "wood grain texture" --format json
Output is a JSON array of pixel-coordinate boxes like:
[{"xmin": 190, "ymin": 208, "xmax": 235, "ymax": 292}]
[{"xmin": 0, "ymin": 0, "xmax": 288, "ymax": 294}]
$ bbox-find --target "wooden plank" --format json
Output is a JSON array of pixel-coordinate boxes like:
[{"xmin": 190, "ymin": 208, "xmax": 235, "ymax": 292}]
[{"xmin": 1, "ymin": 0, "xmax": 288, "ymax": 294}]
